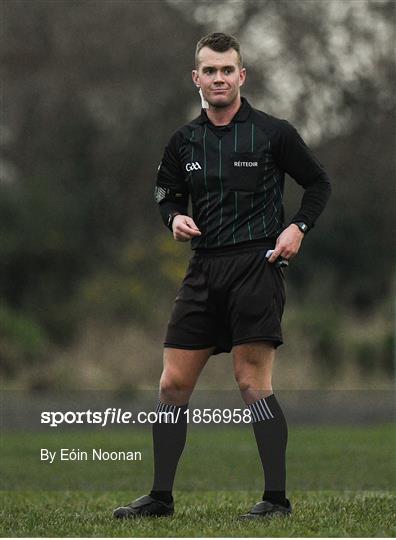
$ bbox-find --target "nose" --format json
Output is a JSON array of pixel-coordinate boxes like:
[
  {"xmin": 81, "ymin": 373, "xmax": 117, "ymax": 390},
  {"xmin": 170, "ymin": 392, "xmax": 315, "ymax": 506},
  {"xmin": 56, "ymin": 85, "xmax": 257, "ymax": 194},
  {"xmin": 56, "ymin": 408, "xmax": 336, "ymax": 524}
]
[{"xmin": 214, "ymin": 70, "xmax": 225, "ymax": 84}]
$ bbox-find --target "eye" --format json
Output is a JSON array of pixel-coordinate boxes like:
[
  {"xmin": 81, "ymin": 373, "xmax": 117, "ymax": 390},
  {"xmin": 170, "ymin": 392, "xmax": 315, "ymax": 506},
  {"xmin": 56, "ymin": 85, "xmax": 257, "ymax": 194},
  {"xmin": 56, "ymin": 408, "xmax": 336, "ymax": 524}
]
[
  {"xmin": 224, "ymin": 68, "xmax": 234, "ymax": 75},
  {"xmin": 204, "ymin": 67, "xmax": 214, "ymax": 74}
]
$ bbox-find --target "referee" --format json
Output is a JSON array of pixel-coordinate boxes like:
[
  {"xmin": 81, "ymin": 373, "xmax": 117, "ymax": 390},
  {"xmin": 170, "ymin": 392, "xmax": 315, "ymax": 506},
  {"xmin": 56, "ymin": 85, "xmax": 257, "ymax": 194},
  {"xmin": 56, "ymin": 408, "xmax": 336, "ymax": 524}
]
[{"xmin": 114, "ymin": 32, "xmax": 331, "ymax": 520}]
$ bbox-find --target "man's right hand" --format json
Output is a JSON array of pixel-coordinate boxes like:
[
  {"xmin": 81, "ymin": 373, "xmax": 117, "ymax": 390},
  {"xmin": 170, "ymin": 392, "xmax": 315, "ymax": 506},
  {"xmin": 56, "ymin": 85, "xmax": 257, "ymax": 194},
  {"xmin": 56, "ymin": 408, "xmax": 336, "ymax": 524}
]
[{"xmin": 172, "ymin": 215, "xmax": 201, "ymax": 242}]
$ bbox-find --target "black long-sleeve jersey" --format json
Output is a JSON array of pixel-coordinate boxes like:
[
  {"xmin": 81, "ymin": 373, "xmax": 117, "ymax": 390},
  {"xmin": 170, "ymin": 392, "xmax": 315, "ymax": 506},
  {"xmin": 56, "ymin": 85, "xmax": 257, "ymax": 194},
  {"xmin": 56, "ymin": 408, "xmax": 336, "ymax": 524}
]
[{"xmin": 155, "ymin": 97, "xmax": 331, "ymax": 250}]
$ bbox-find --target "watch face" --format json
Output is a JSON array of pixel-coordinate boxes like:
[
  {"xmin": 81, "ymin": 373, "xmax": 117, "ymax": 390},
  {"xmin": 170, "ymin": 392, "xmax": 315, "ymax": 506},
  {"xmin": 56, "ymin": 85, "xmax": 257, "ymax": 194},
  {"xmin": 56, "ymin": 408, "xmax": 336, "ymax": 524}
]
[{"xmin": 296, "ymin": 222, "xmax": 308, "ymax": 232}]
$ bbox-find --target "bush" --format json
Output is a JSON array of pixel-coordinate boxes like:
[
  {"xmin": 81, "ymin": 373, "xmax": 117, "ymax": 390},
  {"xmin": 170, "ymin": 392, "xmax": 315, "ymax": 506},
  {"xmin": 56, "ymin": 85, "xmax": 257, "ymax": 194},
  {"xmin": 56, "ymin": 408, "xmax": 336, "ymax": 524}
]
[{"xmin": 0, "ymin": 305, "xmax": 48, "ymax": 377}]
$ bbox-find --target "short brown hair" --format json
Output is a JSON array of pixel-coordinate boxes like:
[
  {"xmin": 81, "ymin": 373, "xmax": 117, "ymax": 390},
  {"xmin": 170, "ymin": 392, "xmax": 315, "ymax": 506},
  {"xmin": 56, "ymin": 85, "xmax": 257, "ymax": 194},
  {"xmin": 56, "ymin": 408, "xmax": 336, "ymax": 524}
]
[{"xmin": 195, "ymin": 32, "xmax": 242, "ymax": 67}]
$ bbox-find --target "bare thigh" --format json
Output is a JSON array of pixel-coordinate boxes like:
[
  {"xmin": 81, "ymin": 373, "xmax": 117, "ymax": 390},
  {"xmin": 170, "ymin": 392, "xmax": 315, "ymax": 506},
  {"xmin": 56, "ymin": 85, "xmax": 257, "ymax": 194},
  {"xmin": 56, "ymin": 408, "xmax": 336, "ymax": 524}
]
[
  {"xmin": 159, "ymin": 346, "xmax": 215, "ymax": 405},
  {"xmin": 233, "ymin": 341, "xmax": 276, "ymax": 404}
]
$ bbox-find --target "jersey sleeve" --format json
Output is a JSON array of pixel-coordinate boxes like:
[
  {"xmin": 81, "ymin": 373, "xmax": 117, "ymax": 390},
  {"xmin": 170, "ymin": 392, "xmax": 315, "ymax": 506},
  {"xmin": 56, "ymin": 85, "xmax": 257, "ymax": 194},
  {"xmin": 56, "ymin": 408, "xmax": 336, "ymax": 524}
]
[
  {"xmin": 273, "ymin": 120, "xmax": 332, "ymax": 229},
  {"xmin": 155, "ymin": 131, "xmax": 189, "ymax": 229}
]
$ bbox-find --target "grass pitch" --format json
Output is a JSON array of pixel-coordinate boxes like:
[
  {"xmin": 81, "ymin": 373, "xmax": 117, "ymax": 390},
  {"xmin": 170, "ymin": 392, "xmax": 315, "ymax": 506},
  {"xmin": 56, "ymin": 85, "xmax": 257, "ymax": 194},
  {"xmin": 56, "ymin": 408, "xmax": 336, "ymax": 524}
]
[{"xmin": 0, "ymin": 424, "xmax": 395, "ymax": 536}]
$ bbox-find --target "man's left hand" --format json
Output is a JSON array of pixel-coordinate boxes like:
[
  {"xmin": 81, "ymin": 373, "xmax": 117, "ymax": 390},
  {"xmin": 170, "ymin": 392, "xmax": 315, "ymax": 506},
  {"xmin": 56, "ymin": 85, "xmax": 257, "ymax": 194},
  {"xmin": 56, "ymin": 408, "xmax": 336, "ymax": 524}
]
[{"xmin": 267, "ymin": 224, "xmax": 305, "ymax": 264}]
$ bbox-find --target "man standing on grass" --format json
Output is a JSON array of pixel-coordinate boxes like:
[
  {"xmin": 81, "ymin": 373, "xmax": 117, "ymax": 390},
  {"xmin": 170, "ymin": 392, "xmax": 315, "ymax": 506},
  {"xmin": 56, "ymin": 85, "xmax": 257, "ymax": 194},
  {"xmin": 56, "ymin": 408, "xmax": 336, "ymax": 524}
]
[{"xmin": 114, "ymin": 32, "xmax": 331, "ymax": 519}]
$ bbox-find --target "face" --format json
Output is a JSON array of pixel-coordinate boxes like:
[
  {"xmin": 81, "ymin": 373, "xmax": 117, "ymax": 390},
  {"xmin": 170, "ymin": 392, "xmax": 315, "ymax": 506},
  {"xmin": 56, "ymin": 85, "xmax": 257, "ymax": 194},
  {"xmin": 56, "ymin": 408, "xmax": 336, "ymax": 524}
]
[{"xmin": 192, "ymin": 47, "xmax": 246, "ymax": 108}]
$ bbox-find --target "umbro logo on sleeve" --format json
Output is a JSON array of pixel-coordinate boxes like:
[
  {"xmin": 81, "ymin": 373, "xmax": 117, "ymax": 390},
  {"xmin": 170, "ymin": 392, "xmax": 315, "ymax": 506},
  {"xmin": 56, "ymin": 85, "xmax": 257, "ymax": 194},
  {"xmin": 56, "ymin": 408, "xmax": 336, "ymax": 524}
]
[{"xmin": 186, "ymin": 161, "xmax": 202, "ymax": 172}]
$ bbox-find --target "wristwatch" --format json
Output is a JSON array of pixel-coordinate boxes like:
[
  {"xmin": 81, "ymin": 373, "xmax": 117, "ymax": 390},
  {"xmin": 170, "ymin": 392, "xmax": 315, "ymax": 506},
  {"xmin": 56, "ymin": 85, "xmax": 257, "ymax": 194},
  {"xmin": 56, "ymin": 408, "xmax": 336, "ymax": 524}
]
[
  {"xmin": 293, "ymin": 221, "xmax": 309, "ymax": 234},
  {"xmin": 167, "ymin": 211, "xmax": 181, "ymax": 231}
]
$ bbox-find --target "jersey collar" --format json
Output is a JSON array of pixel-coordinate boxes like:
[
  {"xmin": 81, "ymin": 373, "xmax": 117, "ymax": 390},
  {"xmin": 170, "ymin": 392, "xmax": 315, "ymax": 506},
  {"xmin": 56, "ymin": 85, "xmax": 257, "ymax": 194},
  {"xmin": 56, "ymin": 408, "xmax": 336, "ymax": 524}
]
[{"xmin": 197, "ymin": 97, "xmax": 251, "ymax": 125}]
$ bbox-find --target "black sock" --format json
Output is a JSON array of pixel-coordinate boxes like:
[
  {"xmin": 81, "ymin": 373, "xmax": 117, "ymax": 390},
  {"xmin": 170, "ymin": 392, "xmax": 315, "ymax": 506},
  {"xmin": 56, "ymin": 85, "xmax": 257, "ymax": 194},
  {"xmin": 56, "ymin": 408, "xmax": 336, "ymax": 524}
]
[
  {"xmin": 248, "ymin": 394, "xmax": 288, "ymax": 507},
  {"xmin": 149, "ymin": 490, "xmax": 173, "ymax": 504},
  {"xmin": 150, "ymin": 399, "xmax": 188, "ymax": 501}
]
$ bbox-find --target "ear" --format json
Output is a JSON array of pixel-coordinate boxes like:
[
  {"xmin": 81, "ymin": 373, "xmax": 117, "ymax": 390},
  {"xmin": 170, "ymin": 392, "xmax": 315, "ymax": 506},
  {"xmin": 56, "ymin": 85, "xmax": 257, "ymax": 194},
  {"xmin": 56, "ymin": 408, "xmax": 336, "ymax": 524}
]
[
  {"xmin": 239, "ymin": 67, "xmax": 246, "ymax": 87},
  {"xmin": 192, "ymin": 69, "xmax": 200, "ymax": 87}
]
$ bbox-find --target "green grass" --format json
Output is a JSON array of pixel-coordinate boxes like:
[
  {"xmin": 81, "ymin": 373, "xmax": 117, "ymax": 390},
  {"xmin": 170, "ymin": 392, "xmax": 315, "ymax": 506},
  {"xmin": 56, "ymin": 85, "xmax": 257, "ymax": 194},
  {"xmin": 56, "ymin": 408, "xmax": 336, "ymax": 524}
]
[
  {"xmin": 0, "ymin": 490, "xmax": 395, "ymax": 537},
  {"xmin": 1, "ymin": 424, "xmax": 395, "ymax": 536}
]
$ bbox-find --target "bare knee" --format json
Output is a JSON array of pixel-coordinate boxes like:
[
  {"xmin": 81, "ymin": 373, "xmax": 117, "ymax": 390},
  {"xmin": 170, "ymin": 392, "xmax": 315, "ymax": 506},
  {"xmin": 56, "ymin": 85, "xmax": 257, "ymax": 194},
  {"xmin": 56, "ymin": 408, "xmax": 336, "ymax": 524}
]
[
  {"xmin": 159, "ymin": 370, "xmax": 194, "ymax": 405},
  {"xmin": 235, "ymin": 371, "xmax": 273, "ymax": 404},
  {"xmin": 234, "ymin": 354, "xmax": 261, "ymax": 387},
  {"xmin": 160, "ymin": 370, "xmax": 193, "ymax": 393},
  {"xmin": 233, "ymin": 345, "xmax": 274, "ymax": 403},
  {"xmin": 158, "ymin": 347, "xmax": 212, "ymax": 405},
  {"xmin": 235, "ymin": 368, "xmax": 271, "ymax": 399}
]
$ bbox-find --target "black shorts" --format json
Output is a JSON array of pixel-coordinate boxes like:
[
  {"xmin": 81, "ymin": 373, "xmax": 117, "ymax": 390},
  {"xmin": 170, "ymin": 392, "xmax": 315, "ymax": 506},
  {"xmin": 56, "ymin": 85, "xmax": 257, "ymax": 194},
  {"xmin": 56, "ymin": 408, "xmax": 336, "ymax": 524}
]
[{"xmin": 164, "ymin": 241, "xmax": 286, "ymax": 355}]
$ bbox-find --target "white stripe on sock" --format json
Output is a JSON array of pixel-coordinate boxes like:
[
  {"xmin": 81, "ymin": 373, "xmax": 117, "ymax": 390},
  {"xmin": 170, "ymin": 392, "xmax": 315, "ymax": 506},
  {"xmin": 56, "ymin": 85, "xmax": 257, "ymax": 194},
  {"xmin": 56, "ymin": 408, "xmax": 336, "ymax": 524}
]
[
  {"xmin": 257, "ymin": 399, "xmax": 270, "ymax": 420},
  {"xmin": 249, "ymin": 397, "xmax": 275, "ymax": 423},
  {"xmin": 154, "ymin": 400, "xmax": 188, "ymax": 423},
  {"xmin": 262, "ymin": 398, "xmax": 274, "ymax": 419},
  {"xmin": 250, "ymin": 403, "xmax": 257, "ymax": 421},
  {"xmin": 248, "ymin": 402, "xmax": 258, "ymax": 422}
]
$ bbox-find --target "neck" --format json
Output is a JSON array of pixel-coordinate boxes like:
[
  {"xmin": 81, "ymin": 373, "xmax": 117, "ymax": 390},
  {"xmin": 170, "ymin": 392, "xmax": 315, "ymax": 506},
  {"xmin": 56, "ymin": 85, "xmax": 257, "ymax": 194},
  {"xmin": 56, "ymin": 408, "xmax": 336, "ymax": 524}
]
[{"xmin": 206, "ymin": 96, "xmax": 242, "ymax": 126}]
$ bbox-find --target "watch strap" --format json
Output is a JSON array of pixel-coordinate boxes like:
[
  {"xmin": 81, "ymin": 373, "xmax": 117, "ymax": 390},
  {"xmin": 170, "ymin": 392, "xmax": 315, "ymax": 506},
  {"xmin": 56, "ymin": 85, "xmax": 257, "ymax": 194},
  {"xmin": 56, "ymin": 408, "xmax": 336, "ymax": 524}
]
[
  {"xmin": 292, "ymin": 221, "xmax": 309, "ymax": 234},
  {"xmin": 167, "ymin": 211, "xmax": 181, "ymax": 231}
]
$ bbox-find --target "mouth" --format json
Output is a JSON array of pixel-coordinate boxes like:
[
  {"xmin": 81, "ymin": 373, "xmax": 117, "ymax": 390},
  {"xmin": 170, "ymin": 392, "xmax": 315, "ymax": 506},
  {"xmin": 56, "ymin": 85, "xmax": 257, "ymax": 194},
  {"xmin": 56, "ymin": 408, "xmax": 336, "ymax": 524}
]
[{"xmin": 211, "ymin": 89, "xmax": 228, "ymax": 95}]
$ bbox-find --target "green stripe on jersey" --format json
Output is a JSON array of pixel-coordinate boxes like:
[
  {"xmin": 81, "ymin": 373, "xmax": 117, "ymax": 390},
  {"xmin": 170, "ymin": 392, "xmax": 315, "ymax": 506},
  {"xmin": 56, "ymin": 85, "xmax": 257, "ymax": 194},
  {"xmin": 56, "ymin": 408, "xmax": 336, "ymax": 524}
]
[
  {"xmin": 233, "ymin": 123, "xmax": 238, "ymax": 243},
  {"xmin": 217, "ymin": 138, "xmax": 223, "ymax": 247},
  {"xmin": 203, "ymin": 125, "xmax": 208, "ymax": 247},
  {"xmin": 232, "ymin": 191, "xmax": 238, "ymax": 244},
  {"xmin": 262, "ymin": 139, "xmax": 270, "ymax": 235},
  {"xmin": 190, "ymin": 130, "xmax": 194, "ymax": 188},
  {"xmin": 247, "ymin": 123, "xmax": 255, "ymax": 239}
]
